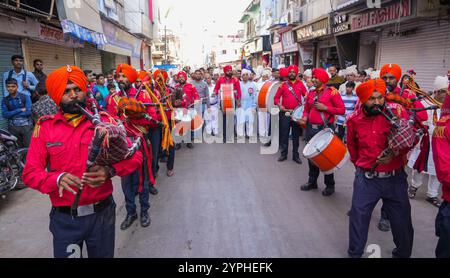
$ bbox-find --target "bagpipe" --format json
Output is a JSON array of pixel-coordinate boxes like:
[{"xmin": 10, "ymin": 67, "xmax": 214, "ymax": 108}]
[{"xmin": 71, "ymin": 92, "xmax": 142, "ymax": 215}]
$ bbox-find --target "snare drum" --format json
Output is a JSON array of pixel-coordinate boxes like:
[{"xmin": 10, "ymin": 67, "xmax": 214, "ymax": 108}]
[
  {"xmin": 302, "ymin": 128, "xmax": 349, "ymax": 174},
  {"xmin": 291, "ymin": 105, "xmax": 304, "ymax": 122},
  {"xmin": 220, "ymin": 84, "xmax": 235, "ymax": 113},
  {"xmin": 257, "ymin": 81, "xmax": 281, "ymax": 110},
  {"xmin": 172, "ymin": 109, "xmax": 204, "ymax": 137}
]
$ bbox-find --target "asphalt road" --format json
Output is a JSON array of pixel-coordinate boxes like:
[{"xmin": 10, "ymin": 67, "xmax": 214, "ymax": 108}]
[{"xmin": 0, "ymin": 139, "xmax": 439, "ymax": 258}]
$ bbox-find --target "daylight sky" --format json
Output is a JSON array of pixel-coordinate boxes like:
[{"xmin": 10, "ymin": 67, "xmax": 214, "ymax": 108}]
[{"xmin": 158, "ymin": 0, "xmax": 250, "ymax": 66}]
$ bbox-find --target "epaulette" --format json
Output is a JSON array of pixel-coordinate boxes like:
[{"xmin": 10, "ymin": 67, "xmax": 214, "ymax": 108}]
[
  {"xmin": 99, "ymin": 111, "xmax": 117, "ymax": 125},
  {"xmin": 33, "ymin": 115, "xmax": 55, "ymax": 138},
  {"xmin": 330, "ymin": 87, "xmax": 339, "ymax": 96},
  {"xmin": 433, "ymin": 115, "xmax": 450, "ymax": 139}
]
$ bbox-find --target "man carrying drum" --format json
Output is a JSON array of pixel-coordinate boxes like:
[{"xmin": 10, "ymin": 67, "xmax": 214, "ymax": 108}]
[
  {"xmin": 346, "ymin": 79, "xmax": 414, "ymax": 258},
  {"xmin": 274, "ymin": 65, "xmax": 307, "ymax": 164},
  {"xmin": 298, "ymin": 68, "xmax": 345, "ymax": 196}
]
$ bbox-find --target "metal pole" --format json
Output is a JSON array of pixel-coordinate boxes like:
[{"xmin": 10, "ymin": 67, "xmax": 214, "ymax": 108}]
[{"xmin": 164, "ymin": 25, "xmax": 167, "ymax": 64}]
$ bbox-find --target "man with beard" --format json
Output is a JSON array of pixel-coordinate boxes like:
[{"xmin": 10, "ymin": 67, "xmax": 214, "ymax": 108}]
[
  {"xmin": 298, "ymin": 68, "xmax": 345, "ymax": 196},
  {"xmin": 327, "ymin": 66, "xmax": 345, "ymax": 90},
  {"xmin": 376, "ymin": 63, "xmax": 428, "ymax": 232},
  {"xmin": 213, "ymin": 65, "xmax": 242, "ymax": 142},
  {"xmin": 274, "ymin": 65, "xmax": 307, "ymax": 164},
  {"xmin": 346, "ymin": 79, "xmax": 413, "ymax": 258},
  {"xmin": 22, "ymin": 65, "xmax": 143, "ymax": 258},
  {"xmin": 173, "ymin": 71, "xmax": 199, "ymax": 149}
]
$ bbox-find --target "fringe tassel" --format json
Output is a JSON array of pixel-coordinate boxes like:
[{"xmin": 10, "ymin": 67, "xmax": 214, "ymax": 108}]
[
  {"xmin": 32, "ymin": 124, "xmax": 41, "ymax": 138},
  {"xmin": 433, "ymin": 126, "xmax": 445, "ymax": 139}
]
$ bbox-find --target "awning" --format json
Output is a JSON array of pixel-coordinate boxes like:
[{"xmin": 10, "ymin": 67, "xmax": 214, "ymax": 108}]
[{"xmin": 61, "ymin": 19, "xmax": 107, "ymax": 47}]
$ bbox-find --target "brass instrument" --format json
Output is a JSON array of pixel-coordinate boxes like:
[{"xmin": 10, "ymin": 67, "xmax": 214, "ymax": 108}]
[{"xmin": 405, "ymin": 75, "xmax": 443, "ymax": 108}]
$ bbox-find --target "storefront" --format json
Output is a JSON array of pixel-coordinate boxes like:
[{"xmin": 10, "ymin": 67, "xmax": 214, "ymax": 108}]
[
  {"xmin": 294, "ymin": 16, "xmax": 331, "ymax": 69},
  {"xmin": 80, "ymin": 44, "xmax": 103, "ymax": 73},
  {"xmin": 280, "ymin": 30, "xmax": 299, "ymax": 67}
]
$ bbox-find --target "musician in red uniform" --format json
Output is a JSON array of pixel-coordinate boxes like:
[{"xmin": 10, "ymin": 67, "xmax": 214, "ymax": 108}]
[
  {"xmin": 346, "ymin": 79, "xmax": 414, "ymax": 258},
  {"xmin": 22, "ymin": 65, "xmax": 143, "ymax": 258},
  {"xmin": 377, "ymin": 63, "xmax": 428, "ymax": 232},
  {"xmin": 274, "ymin": 65, "xmax": 307, "ymax": 164},
  {"xmin": 154, "ymin": 70, "xmax": 176, "ymax": 177},
  {"xmin": 173, "ymin": 71, "xmax": 199, "ymax": 149},
  {"xmin": 298, "ymin": 68, "xmax": 345, "ymax": 196},
  {"xmin": 432, "ymin": 90, "xmax": 450, "ymax": 258},
  {"xmin": 105, "ymin": 64, "xmax": 138, "ymax": 117}
]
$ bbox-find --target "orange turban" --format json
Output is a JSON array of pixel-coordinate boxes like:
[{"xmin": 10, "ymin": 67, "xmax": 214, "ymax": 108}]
[
  {"xmin": 137, "ymin": 70, "xmax": 148, "ymax": 81},
  {"xmin": 153, "ymin": 69, "xmax": 168, "ymax": 82},
  {"xmin": 380, "ymin": 64, "xmax": 402, "ymax": 81},
  {"xmin": 356, "ymin": 78, "xmax": 387, "ymax": 104},
  {"xmin": 116, "ymin": 64, "xmax": 138, "ymax": 83},
  {"xmin": 46, "ymin": 65, "xmax": 87, "ymax": 106}
]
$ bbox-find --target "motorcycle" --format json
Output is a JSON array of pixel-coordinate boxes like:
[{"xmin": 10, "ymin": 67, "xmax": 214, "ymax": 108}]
[{"xmin": 0, "ymin": 129, "xmax": 28, "ymax": 197}]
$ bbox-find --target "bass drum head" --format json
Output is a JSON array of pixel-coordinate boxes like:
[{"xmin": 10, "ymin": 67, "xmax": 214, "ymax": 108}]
[
  {"xmin": 257, "ymin": 81, "xmax": 272, "ymax": 109},
  {"xmin": 291, "ymin": 106, "xmax": 304, "ymax": 121},
  {"xmin": 266, "ymin": 81, "xmax": 281, "ymax": 110},
  {"xmin": 302, "ymin": 128, "xmax": 334, "ymax": 158}
]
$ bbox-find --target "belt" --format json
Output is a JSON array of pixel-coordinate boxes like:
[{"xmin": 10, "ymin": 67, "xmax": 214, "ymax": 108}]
[
  {"xmin": 358, "ymin": 167, "xmax": 401, "ymax": 179},
  {"xmin": 308, "ymin": 123, "xmax": 327, "ymax": 130},
  {"xmin": 53, "ymin": 195, "xmax": 113, "ymax": 217}
]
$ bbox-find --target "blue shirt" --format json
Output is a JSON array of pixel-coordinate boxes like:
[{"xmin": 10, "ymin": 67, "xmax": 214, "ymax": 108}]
[
  {"xmin": 336, "ymin": 92, "xmax": 358, "ymax": 125},
  {"xmin": 3, "ymin": 69, "xmax": 39, "ymax": 97},
  {"xmin": 239, "ymin": 81, "xmax": 258, "ymax": 110},
  {"xmin": 93, "ymin": 85, "xmax": 109, "ymax": 108},
  {"xmin": 1, "ymin": 92, "xmax": 33, "ymax": 126}
]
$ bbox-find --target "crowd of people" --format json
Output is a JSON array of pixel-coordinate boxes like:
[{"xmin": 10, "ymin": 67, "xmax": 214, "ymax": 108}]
[{"xmin": 3, "ymin": 52, "xmax": 449, "ymax": 258}]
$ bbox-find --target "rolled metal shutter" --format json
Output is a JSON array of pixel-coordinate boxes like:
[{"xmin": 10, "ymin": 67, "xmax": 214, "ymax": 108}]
[
  {"xmin": 115, "ymin": 54, "xmax": 128, "ymax": 66},
  {"xmin": 378, "ymin": 20, "xmax": 450, "ymax": 91},
  {"xmin": 0, "ymin": 37, "xmax": 22, "ymax": 128},
  {"xmin": 25, "ymin": 40, "xmax": 75, "ymax": 74},
  {"xmin": 80, "ymin": 44, "xmax": 103, "ymax": 74}
]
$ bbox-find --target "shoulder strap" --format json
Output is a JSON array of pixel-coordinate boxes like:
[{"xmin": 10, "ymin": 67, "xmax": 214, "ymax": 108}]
[{"xmin": 285, "ymin": 81, "xmax": 302, "ymax": 106}]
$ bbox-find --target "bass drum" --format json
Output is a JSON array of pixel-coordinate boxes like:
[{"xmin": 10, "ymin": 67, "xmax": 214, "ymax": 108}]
[
  {"xmin": 257, "ymin": 81, "xmax": 281, "ymax": 111},
  {"xmin": 220, "ymin": 84, "xmax": 235, "ymax": 113},
  {"xmin": 303, "ymin": 128, "xmax": 349, "ymax": 174},
  {"xmin": 291, "ymin": 105, "xmax": 304, "ymax": 122}
]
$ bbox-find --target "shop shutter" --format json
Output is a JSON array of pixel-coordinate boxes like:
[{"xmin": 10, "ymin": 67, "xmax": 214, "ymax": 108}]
[
  {"xmin": 379, "ymin": 20, "xmax": 450, "ymax": 91},
  {"xmin": 115, "ymin": 54, "xmax": 128, "ymax": 66},
  {"xmin": 0, "ymin": 37, "xmax": 22, "ymax": 128},
  {"xmin": 80, "ymin": 44, "xmax": 103, "ymax": 74},
  {"xmin": 25, "ymin": 40, "xmax": 75, "ymax": 74}
]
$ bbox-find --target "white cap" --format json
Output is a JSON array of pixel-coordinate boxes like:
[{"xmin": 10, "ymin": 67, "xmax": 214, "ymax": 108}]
[
  {"xmin": 303, "ymin": 69, "xmax": 312, "ymax": 77},
  {"xmin": 241, "ymin": 69, "xmax": 251, "ymax": 77},
  {"xmin": 370, "ymin": 70, "xmax": 380, "ymax": 79},
  {"xmin": 262, "ymin": 69, "xmax": 272, "ymax": 77},
  {"xmin": 434, "ymin": 75, "xmax": 449, "ymax": 91},
  {"xmin": 338, "ymin": 69, "xmax": 346, "ymax": 77},
  {"xmin": 345, "ymin": 65, "xmax": 358, "ymax": 76}
]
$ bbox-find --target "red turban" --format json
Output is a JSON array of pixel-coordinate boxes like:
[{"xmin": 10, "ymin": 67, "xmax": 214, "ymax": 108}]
[
  {"xmin": 116, "ymin": 64, "xmax": 138, "ymax": 83},
  {"xmin": 223, "ymin": 65, "xmax": 232, "ymax": 74},
  {"xmin": 46, "ymin": 65, "xmax": 87, "ymax": 106},
  {"xmin": 380, "ymin": 64, "xmax": 402, "ymax": 81},
  {"xmin": 356, "ymin": 78, "xmax": 387, "ymax": 104},
  {"xmin": 279, "ymin": 68, "xmax": 288, "ymax": 78},
  {"xmin": 177, "ymin": 71, "xmax": 187, "ymax": 80},
  {"xmin": 287, "ymin": 65, "xmax": 299, "ymax": 75},
  {"xmin": 153, "ymin": 69, "xmax": 168, "ymax": 82},
  {"xmin": 312, "ymin": 68, "xmax": 329, "ymax": 84}
]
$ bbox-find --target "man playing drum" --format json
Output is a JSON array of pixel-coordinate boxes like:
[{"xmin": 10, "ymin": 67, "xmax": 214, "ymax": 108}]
[
  {"xmin": 274, "ymin": 65, "xmax": 307, "ymax": 164},
  {"xmin": 346, "ymin": 79, "xmax": 414, "ymax": 258},
  {"xmin": 298, "ymin": 68, "xmax": 345, "ymax": 196}
]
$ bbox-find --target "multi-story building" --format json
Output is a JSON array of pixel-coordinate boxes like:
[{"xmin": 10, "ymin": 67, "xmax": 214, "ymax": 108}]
[{"xmin": 209, "ymin": 31, "xmax": 245, "ymax": 68}]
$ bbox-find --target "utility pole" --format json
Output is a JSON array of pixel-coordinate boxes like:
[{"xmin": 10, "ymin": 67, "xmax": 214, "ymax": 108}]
[{"xmin": 164, "ymin": 25, "xmax": 167, "ymax": 64}]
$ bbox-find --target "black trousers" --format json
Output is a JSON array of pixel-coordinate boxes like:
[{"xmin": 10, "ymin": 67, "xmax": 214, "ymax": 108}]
[
  {"xmin": 9, "ymin": 124, "xmax": 33, "ymax": 148},
  {"xmin": 436, "ymin": 201, "xmax": 450, "ymax": 258},
  {"xmin": 348, "ymin": 168, "xmax": 414, "ymax": 258},
  {"xmin": 304, "ymin": 123, "xmax": 335, "ymax": 187},
  {"xmin": 279, "ymin": 112, "xmax": 301, "ymax": 159},
  {"xmin": 148, "ymin": 127, "xmax": 161, "ymax": 179}
]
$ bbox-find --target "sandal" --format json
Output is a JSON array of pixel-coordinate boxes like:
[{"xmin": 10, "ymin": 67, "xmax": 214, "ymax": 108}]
[
  {"xmin": 425, "ymin": 197, "xmax": 441, "ymax": 208},
  {"xmin": 408, "ymin": 186, "xmax": 418, "ymax": 199}
]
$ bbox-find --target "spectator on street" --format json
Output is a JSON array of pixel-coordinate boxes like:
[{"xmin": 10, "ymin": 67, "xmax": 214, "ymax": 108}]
[
  {"xmin": 32, "ymin": 59, "xmax": 47, "ymax": 103},
  {"xmin": 335, "ymin": 81, "xmax": 358, "ymax": 141},
  {"xmin": 3, "ymin": 55, "xmax": 38, "ymax": 97},
  {"xmin": 93, "ymin": 73, "xmax": 109, "ymax": 108},
  {"xmin": 1, "ymin": 78, "xmax": 33, "ymax": 148}
]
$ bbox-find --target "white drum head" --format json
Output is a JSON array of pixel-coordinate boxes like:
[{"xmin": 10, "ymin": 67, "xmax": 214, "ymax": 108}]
[
  {"xmin": 266, "ymin": 82, "xmax": 281, "ymax": 110},
  {"xmin": 291, "ymin": 106, "xmax": 304, "ymax": 121},
  {"xmin": 303, "ymin": 128, "xmax": 334, "ymax": 158}
]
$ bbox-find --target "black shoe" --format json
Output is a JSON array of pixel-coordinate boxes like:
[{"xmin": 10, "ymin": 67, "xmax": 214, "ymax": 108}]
[
  {"xmin": 263, "ymin": 141, "xmax": 271, "ymax": 147},
  {"xmin": 425, "ymin": 197, "xmax": 442, "ymax": 208},
  {"xmin": 322, "ymin": 187, "xmax": 335, "ymax": 196},
  {"xmin": 140, "ymin": 211, "xmax": 151, "ymax": 227},
  {"xmin": 120, "ymin": 213, "xmax": 137, "ymax": 230},
  {"xmin": 175, "ymin": 143, "xmax": 181, "ymax": 150},
  {"xmin": 149, "ymin": 184, "xmax": 158, "ymax": 195},
  {"xmin": 186, "ymin": 143, "xmax": 194, "ymax": 149},
  {"xmin": 378, "ymin": 218, "xmax": 391, "ymax": 232},
  {"xmin": 300, "ymin": 182, "xmax": 318, "ymax": 191},
  {"xmin": 293, "ymin": 157, "xmax": 302, "ymax": 164},
  {"xmin": 278, "ymin": 155, "xmax": 287, "ymax": 162}
]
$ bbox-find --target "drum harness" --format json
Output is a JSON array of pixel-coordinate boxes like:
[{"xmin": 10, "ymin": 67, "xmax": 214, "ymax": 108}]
[{"xmin": 285, "ymin": 82, "xmax": 303, "ymax": 119}]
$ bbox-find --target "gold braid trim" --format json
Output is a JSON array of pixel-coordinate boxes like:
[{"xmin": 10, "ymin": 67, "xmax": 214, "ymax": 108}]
[
  {"xmin": 433, "ymin": 126, "xmax": 445, "ymax": 139},
  {"xmin": 33, "ymin": 115, "xmax": 54, "ymax": 138},
  {"xmin": 330, "ymin": 87, "xmax": 339, "ymax": 96}
]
